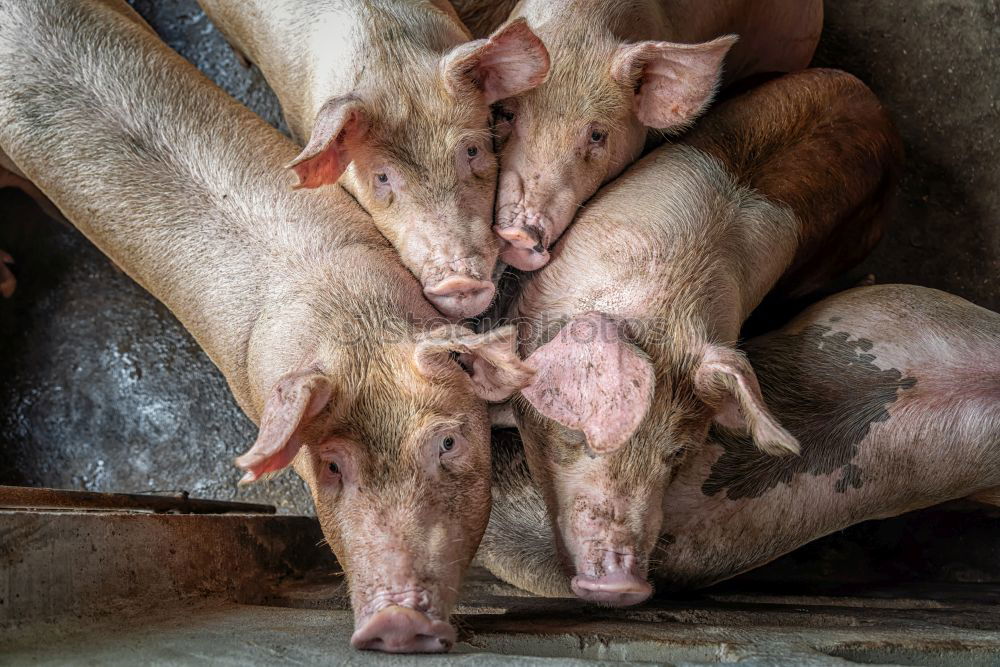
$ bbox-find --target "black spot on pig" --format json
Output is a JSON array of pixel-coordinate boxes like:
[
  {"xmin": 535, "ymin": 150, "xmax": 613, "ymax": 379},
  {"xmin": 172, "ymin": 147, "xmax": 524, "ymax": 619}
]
[
  {"xmin": 701, "ymin": 325, "xmax": 917, "ymax": 500},
  {"xmin": 835, "ymin": 463, "xmax": 864, "ymax": 493}
]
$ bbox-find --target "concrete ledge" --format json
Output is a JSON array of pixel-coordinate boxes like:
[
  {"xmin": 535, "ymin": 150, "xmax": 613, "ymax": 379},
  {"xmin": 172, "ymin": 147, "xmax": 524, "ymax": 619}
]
[{"xmin": 0, "ymin": 510, "xmax": 335, "ymax": 628}]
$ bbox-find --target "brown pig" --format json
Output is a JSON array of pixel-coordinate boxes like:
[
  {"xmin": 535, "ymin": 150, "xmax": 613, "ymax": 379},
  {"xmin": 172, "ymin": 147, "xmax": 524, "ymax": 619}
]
[
  {"xmin": 492, "ymin": 0, "xmax": 823, "ymax": 270},
  {"xmin": 500, "ymin": 69, "xmax": 902, "ymax": 606},
  {"xmin": 197, "ymin": 0, "xmax": 551, "ymax": 318},
  {"xmin": 0, "ymin": 0, "xmax": 534, "ymax": 652},
  {"xmin": 482, "ymin": 284, "xmax": 1000, "ymax": 596}
]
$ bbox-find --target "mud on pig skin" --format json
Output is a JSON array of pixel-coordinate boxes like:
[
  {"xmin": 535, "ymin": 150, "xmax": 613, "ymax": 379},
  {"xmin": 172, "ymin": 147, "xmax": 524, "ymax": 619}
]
[
  {"xmin": 482, "ymin": 285, "xmax": 1000, "ymax": 597},
  {"xmin": 499, "ymin": 69, "xmax": 901, "ymax": 606},
  {"xmin": 198, "ymin": 0, "xmax": 551, "ymax": 319},
  {"xmin": 0, "ymin": 0, "xmax": 535, "ymax": 653},
  {"xmin": 491, "ymin": 0, "xmax": 822, "ymax": 270}
]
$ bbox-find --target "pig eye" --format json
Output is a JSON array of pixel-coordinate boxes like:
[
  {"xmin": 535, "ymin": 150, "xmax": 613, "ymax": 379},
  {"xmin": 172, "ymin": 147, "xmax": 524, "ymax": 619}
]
[
  {"xmin": 589, "ymin": 129, "xmax": 607, "ymax": 144},
  {"xmin": 440, "ymin": 436, "xmax": 455, "ymax": 453},
  {"xmin": 328, "ymin": 462, "xmax": 340, "ymax": 475},
  {"xmin": 376, "ymin": 173, "xmax": 388, "ymax": 184},
  {"xmin": 467, "ymin": 146, "xmax": 479, "ymax": 158}
]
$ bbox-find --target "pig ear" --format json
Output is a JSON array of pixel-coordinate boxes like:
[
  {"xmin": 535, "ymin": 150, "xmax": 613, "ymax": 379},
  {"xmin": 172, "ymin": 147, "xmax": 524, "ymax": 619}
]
[
  {"xmin": 234, "ymin": 372, "xmax": 334, "ymax": 484},
  {"xmin": 415, "ymin": 325, "xmax": 535, "ymax": 401},
  {"xmin": 694, "ymin": 345, "xmax": 799, "ymax": 457},
  {"xmin": 442, "ymin": 17, "xmax": 550, "ymax": 105},
  {"xmin": 610, "ymin": 35, "xmax": 737, "ymax": 130},
  {"xmin": 285, "ymin": 96, "xmax": 368, "ymax": 189},
  {"xmin": 522, "ymin": 312, "xmax": 655, "ymax": 455}
]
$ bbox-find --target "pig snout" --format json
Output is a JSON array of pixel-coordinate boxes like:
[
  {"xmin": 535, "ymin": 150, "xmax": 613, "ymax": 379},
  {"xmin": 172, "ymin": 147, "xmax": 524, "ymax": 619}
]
[
  {"xmin": 560, "ymin": 491, "xmax": 657, "ymax": 607},
  {"xmin": 494, "ymin": 171, "xmax": 576, "ymax": 271},
  {"xmin": 351, "ymin": 601, "xmax": 456, "ymax": 653},
  {"xmin": 570, "ymin": 548, "xmax": 653, "ymax": 607},
  {"xmin": 422, "ymin": 257, "xmax": 496, "ymax": 319},
  {"xmin": 495, "ymin": 207, "xmax": 552, "ymax": 271}
]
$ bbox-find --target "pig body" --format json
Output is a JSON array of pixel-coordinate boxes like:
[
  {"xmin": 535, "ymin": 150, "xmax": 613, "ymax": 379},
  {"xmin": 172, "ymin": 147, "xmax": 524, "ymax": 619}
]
[
  {"xmin": 493, "ymin": 0, "xmax": 823, "ymax": 270},
  {"xmin": 198, "ymin": 0, "xmax": 550, "ymax": 318},
  {"xmin": 483, "ymin": 285, "xmax": 1000, "ymax": 596},
  {"xmin": 0, "ymin": 0, "xmax": 533, "ymax": 652},
  {"xmin": 504, "ymin": 69, "xmax": 901, "ymax": 605}
]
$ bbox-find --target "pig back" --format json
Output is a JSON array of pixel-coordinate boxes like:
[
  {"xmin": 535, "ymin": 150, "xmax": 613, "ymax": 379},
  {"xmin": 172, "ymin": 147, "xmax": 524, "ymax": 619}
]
[
  {"xmin": 0, "ymin": 0, "xmax": 390, "ymax": 404},
  {"xmin": 664, "ymin": 0, "xmax": 823, "ymax": 84},
  {"xmin": 684, "ymin": 68, "xmax": 904, "ymax": 299},
  {"xmin": 515, "ymin": 139, "xmax": 799, "ymax": 343}
]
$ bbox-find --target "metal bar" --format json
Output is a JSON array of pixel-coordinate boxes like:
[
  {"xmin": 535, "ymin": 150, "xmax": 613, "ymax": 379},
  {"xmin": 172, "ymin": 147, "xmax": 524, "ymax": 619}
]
[{"xmin": 0, "ymin": 485, "xmax": 276, "ymax": 514}]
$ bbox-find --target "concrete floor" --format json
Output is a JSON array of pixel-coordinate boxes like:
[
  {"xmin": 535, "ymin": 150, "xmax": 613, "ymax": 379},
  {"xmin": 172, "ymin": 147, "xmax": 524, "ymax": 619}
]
[
  {"xmin": 0, "ymin": 1, "xmax": 998, "ymax": 662},
  {"xmin": 4, "ymin": 508, "xmax": 1000, "ymax": 665}
]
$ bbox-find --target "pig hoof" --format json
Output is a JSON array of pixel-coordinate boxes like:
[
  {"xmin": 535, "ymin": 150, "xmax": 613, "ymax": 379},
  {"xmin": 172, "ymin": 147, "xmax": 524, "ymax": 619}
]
[
  {"xmin": 571, "ymin": 572, "xmax": 653, "ymax": 607},
  {"xmin": 424, "ymin": 275, "xmax": 495, "ymax": 319},
  {"xmin": 0, "ymin": 249, "xmax": 15, "ymax": 298},
  {"xmin": 351, "ymin": 606, "xmax": 455, "ymax": 653}
]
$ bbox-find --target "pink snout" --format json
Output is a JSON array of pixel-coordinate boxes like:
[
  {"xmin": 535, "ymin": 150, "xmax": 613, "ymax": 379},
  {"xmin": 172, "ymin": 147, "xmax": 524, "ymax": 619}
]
[
  {"xmin": 424, "ymin": 274, "xmax": 495, "ymax": 319},
  {"xmin": 495, "ymin": 224, "xmax": 550, "ymax": 271},
  {"xmin": 570, "ymin": 549, "xmax": 652, "ymax": 607},
  {"xmin": 350, "ymin": 605, "xmax": 456, "ymax": 653},
  {"xmin": 494, "ymin": 208, "xmax": 557, "ymax": 271},
  {"xmin": 572, "ymin": 570, "xmax": 653, "ymax": 607}
]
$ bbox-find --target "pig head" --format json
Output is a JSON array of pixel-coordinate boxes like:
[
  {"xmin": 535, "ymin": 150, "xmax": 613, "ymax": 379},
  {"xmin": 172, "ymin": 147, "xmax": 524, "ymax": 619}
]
[
  {"xmin": 286, "ymin": 16, "xmax": 550, "ymax": 317},
  {"xmin": 492, "ymin": 4, "xmax": 736, "ymax": 270},
  {"xmin": 239, "ymin": 311, "xmax": 534, "ymax": 651},
  {"xmin": 513, "ymin": 312, "xmax": 797, "ymax": 605}
]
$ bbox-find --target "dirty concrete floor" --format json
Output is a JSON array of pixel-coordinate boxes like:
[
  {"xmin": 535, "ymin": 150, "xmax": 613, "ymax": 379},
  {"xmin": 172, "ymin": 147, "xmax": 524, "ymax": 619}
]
[
  {"xmin": 0, "ymin": 0, "xmax": 997, "ymax": 585},
  {"xmin": 4, "ymin": 508, "xmax": 1000, "ymax": 665}
]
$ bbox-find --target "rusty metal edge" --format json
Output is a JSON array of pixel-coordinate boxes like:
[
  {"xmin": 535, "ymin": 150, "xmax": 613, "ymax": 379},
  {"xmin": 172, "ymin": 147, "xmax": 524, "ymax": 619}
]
[{"xmin": 0, "ymin": 485, "xmax": 276, "ymax": 514}]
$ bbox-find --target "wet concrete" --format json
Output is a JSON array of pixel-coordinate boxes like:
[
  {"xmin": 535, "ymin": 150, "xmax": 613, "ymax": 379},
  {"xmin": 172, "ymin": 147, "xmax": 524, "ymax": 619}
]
[{"xmin": 0, "ymin": 0, "xmax": 997, "ymax": 587}]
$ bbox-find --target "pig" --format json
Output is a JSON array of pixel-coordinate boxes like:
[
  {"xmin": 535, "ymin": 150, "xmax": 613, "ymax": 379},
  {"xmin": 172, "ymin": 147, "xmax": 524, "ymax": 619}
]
[
  {"xmin": 481, "ymin": 284, "xmax": 1000, "ymax": 596},
  {"xmin": 491, "ymin": 0, "xmax": 823, "ymax": 270},
  {"xmin": 196, "ymin": 0, "xmax": 551, "ymax": 319},
  {"xmin": 0, "ymin": 0, "xmax": 535, "ymax": 652},
  {"xmin": 497, "ymin": 69, "xmax": 902, "ymax": 606}
]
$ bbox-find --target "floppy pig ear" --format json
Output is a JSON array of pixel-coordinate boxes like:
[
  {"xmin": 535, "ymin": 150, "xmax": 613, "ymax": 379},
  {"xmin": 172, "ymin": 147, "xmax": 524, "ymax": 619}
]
[
  {"xmin": 611, "ymin": 35, "xmax": 736, "ymax": 130},
  {"xmin": 415, "ymin": 324, "xmax": 535, "ymax": 401},
  {"xmin": 235, "ymin": 372, "xmax": 334, "ymax": 484},
  {"xmin": 286, "ymin": 96, "xmax": 368, "ymax": 189},
  {"xmin": 522, "ymin": 312, "xmax": 655, "ymax": 455},
  {"xmin": 442, "ymin": 17, "xmax": 550, "ymax": 104},
  {"xmin": 694, "ymin": 345, "xmax": 799, "ymax": 456}
]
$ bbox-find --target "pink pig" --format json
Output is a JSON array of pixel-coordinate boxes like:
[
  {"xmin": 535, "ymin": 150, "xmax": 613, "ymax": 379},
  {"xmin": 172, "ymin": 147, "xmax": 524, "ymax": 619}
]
[
  {"xmin": 198, "ymin": 0, "xmax": 551, "ymax": 318},
  {"xmin": 491, "ymin": 0, "xmax": 823, "ymax": 270},
  {"xmin": 503, "ymin": 69, "xmax": 902, "ymax": 605}
]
